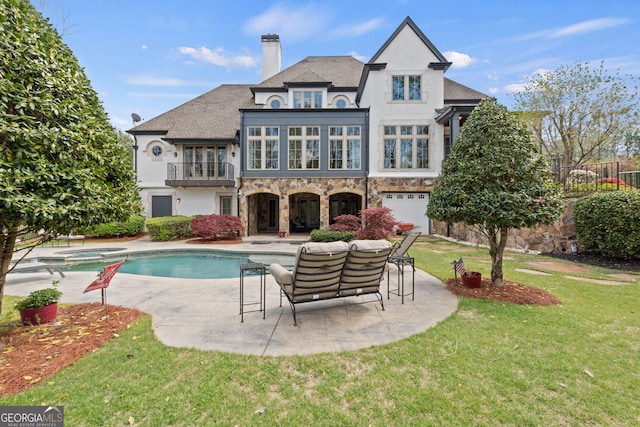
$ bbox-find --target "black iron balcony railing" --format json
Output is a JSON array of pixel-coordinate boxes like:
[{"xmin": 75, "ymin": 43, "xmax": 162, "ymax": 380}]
[{"xmin": 166, "ymin": 162, "xmax": 235, "ymax": 187}]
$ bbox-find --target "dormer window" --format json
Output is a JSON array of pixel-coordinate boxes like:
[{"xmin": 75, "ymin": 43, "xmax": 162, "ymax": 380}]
[
  {"xmin": 392, "ymin": 75, "xmax": 421, "ymax": 101},
  {"xmin": 293, "ymin": 90, "xmax": 323, "ymax": 108}
]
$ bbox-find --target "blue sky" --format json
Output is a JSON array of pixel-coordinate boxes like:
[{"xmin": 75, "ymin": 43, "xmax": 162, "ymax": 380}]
[{"xmin": 35, "ymin": 0, "xmax": 640, "ymax": 131}]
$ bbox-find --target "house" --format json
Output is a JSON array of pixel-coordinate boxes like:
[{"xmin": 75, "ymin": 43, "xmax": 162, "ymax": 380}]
[{"xmin": 128, "ymin": 16, "xmax": 487, "ymax": 236}]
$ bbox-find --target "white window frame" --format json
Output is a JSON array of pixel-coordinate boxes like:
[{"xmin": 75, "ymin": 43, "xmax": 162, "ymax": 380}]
[
  {"xmin": 288, "ymin": 126, "xmax": 320, "ymax": 170},
  {"xmin": 329, "ymin": 126, "xmax": 361, "ymax": 170},
  {"xmin": 292, "ymin": 90, "xmax": 323, "ymax": 108},
  {"xmin": 247, "ymin": 126, "xmax": 279, "ymax": 170},
  {"xmin": 383, "ymin": 124, "xmax": 429, "ymax": 169},
  {"xmin": 391, "ymin": 75, "xmax": 421, "ymax": 101}
]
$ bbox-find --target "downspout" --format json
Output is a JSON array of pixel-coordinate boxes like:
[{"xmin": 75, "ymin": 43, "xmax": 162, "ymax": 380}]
[
  {"xmin": 238, "ymin": 112, "xmax": 246, "ymax": 235},
  {"xmin": 364, "ymin": 109, "xmax": 370, "ymax": 209}
]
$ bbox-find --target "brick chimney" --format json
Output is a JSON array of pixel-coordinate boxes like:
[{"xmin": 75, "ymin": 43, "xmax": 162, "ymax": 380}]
[{"xmin": 261, "ymin": 34, "xmax": 281, "ymax": 81}]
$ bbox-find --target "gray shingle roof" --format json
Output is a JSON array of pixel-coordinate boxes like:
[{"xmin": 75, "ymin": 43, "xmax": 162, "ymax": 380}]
[
  {"xmin": 444, "ymin": 78, "xmax": 488, "ymax": 103},
  {"xmin": 128, "ymin": 84, "xmax": 254, "ymax": 141},
  {"xmin": 256, "ymin": 56, "xmax": 364, "ymax": 88}
]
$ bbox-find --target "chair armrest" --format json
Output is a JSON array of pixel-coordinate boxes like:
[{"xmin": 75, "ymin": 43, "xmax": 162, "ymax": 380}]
[{"xmin": 269, "ymin": 263, "xmax": 293, "ymax": 285}]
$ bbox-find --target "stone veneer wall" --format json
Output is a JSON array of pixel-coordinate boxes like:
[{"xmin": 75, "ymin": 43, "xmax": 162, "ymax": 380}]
[
  {"xmin": 239, "ymin": 177, "xmax": 367, "ymax": 234},
  {"xmin": 366, "ymin": 177, "xmax": 436, "ymax": 206},
  {"xmin": 431, "ymin": 198, "xmax": 578, "ymax": 254}
]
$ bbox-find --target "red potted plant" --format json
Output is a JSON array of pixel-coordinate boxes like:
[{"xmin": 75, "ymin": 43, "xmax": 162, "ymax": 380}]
[
  {"xmin": 15, "ymin": 286, "xmax": 62, "ymax": 326},
  {"xmin": 461, "ymin": 271, "xmax": 482, "ymax": 288}
]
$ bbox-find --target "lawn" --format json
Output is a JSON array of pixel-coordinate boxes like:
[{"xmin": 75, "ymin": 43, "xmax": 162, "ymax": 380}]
[{"xmin": 1, "ymin": 236, "xmax": 639, "ymax": 426}]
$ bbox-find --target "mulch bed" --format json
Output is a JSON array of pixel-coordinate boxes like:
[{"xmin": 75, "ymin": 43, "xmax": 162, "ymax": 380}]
[
  {"xmin": 0, "ymin": 303, "xmax": 145, "ymax": 397},
  {"xmin": 445, "ymin": 278, "xmax": 562, "ymax": 306}
]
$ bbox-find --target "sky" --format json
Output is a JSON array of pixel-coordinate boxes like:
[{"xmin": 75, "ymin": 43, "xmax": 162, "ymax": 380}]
[{"xmin": 34, "ymin": 0, "xmax": 640, "ymax": 131}]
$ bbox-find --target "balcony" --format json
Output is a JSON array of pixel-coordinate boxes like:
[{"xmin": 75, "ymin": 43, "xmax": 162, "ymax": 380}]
[{"xmin": 166, "ymin": 162, "xmax": 235, "ymax": 187}]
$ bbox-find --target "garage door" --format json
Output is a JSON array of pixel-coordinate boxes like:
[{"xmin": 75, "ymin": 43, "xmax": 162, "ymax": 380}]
[{"xmin": 382, "ymin": 192, "xmax": 430, "ymax": 233}]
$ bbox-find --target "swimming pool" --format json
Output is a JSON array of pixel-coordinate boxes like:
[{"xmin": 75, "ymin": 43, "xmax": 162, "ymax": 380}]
[{"xmin": 62, "ymin": 250, "xmax": 295, "ymax": 279}]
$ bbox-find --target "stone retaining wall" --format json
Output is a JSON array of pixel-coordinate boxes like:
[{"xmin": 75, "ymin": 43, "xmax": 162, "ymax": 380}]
[{"xmin": 431, "ymin": 198, "xmax": 578, "ymax": 254}]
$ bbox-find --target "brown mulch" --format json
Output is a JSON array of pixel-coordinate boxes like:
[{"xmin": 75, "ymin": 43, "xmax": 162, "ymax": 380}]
[
  {"xmin": 0, "ymin": 303, "xmax": 145, "ymax": 397},
  {"xmin": 445, "ymin": 278, "xmax": 562, "ymax": 306}
]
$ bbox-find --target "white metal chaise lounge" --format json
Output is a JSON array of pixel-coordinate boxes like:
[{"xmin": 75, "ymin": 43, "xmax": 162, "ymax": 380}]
[{"xmin": 9, "ymin": 261, "xmax": 66, "ymax": 278}]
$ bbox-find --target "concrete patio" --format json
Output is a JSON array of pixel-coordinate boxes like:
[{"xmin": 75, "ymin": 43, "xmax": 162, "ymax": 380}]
[{"xmin": 6, "ymin": 236, "xmax": 458, "ymax": 356}]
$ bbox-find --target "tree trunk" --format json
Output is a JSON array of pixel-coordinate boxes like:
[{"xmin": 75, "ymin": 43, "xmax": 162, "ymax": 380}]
[
  {"xmin": 0, "ymin": 228, "xmax": 19, "ymax": 314},
  {"xmin": 487, "ymin": 225, "xmax": 508, "ymax": 287}
]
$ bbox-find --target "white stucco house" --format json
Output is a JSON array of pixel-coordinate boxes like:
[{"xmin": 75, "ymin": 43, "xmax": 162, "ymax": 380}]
[{"xmin": 128, "ymin": 16, "xmax": 487, "ymax": 236}]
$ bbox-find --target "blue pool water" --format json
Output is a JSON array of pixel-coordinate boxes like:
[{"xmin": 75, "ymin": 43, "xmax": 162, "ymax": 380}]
[{"xmin": 64, "ymin": 251, "xmax": 294, "ymax": 279}]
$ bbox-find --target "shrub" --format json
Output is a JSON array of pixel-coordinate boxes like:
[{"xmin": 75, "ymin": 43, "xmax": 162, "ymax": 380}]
[
  {"xmin": 81, "ymin": 215, "xmax": 145, "ymax": 238},
  {"xmin": 328, "ymin": 214, "xmax": 361, "ymax": 232},
  {"xmin": 310, "ymin": 229, "xmax": 355, "ymax": 242},
  {"xmin": 191, "ymin": 214, "xmax": 243, "ymax": 240},
  {"xmin": 146, "ymin": 216, "xmax": 193, "ymax": 241},
  {"xmin": 574, "ymin": 190, "xmax": 640, "ymax": 259},
  {"xmin": 355, "ymin": 207, "xmax": 396, "ymax": 240},
  {"xmin": 568, "ymin": 169, "xmax": 596, "ymax": 184},
  {"xmin": 15, "ymin": 287, "xmax": 62, "ymax": 310}
]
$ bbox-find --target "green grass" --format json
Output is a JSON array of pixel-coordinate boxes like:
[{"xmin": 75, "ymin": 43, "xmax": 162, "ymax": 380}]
[{"xmin": 2, "ymin": 236, "xmax": 639, "ymax": 426}]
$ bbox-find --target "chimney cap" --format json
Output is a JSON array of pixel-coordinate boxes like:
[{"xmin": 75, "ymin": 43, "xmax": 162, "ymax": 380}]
[{"xmin": 261, "ymin": 34, "xmax": 280, "ymax": 42}]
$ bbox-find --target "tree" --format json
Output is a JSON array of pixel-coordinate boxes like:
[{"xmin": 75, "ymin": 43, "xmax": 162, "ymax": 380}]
[
  {"xmin": 511, "ymin": 61, "xmax": 640, "ymax": 165},
  {"xmin": 427, "ymin": 98, "xmax": 564, "ymax": 286},
  {"xmin": 0, "ymin": 0, "xmax": 141, "ymax": 313}
]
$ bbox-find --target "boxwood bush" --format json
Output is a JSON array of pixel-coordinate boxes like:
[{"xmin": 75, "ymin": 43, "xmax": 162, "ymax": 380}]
[
  {"xmin": 146, "ymin": 216, "xmax": 193, "ymax": 241},
  {"xmin": 81, "ymin": 215, "xmax": 145, "ymax": 238},
  {"xmin": 574, "ymin": 190, "xmax": 640, "ymax": 259},
  {"xmin": 310, "ymin": 229, "xmax": 355, "ymax": 242}
]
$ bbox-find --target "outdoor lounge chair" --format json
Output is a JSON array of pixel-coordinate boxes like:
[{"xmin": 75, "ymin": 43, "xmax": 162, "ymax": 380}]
[
  {"xmin": 387, "ymin": 232, "xmax": 421, "ymax": 301},
  {"xmin": 270, "ymin": 239, "xmax": 392, "ymax": 326},
  {"xmin": 9, "ymin": 261, "xmax": 65, "ymax": 278},
  {"xmin": 389, "ymin": 231, "xmax": 421, "ymax": 259}
]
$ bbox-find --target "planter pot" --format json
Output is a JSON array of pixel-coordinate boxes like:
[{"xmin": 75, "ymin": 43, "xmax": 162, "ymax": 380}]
[
  {"xmin": 461, "ymin": 272, "xmax": 482, "ymax": 288},
  {"xmin": 278, "ymin": 230, "xmax": 287, "ymax": 238},
  {"xmin": 19, "ymin": 303, "xmax": 58, "ymax": 326}
]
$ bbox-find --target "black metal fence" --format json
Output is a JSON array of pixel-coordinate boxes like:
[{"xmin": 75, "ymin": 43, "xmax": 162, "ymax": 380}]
[
  {"xmin": 167, "ymin": 162, "xmax": 234, "ymax": 181},
  {"xmin": 553, "ymin": 161, "xmax": 626, "ymax": 195}
]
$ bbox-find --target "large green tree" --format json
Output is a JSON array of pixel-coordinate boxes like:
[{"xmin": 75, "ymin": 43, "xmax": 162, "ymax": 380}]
[
  {"xmin": 427, "ymin": 98, "xmax": 564, "ymax": 286},
  {"xmin": 0, "ymin": 0, "xmax": 141, "ymax": 312},
  {"xmin": 511, "ymin": 61, "xmax": 640, "ymax": 165}
]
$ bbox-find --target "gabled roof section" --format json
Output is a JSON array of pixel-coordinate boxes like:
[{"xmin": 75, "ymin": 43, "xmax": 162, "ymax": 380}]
[
  {"xmin": 444, "ymin": 78, "xmax": 488, "ymax": 104},
  {"xmin": 436, "ymin": 78, "xmax": 490, "ymax": 123},
  {"xmin": 369, "ymin": 16, "xmax": 450, "ymax": 66},
  {"xmin": 128, "ymin": 85, "xmax": 255, "ymax": 141},
  {"xmin": 253, "ymin": 56, "xmax": 364, "ymax": 90}
]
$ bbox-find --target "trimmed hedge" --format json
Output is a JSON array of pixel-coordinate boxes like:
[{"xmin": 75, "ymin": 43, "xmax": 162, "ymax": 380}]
[
  {"xmin": 81, "ymin": 216, "xmax": 145, "ymax": 238},
  {"xmin": 146, "ymin": 216, "xmax": 193, "ymax": 241},
  {"xmin": 310, "ymin": 229, "xmax": 355, "ymax": 242},
  {"xmin": 574, "ymin": 190, "xmax": 640, "ymax": 259}
]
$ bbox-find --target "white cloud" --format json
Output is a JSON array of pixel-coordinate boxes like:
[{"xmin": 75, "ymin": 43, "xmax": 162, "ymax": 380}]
[
  {"xmin": 127, "ymin": 91, "xmax": 201, "ymax": 99},
  {"xmin": 504, "ymin": 83, "xmax": 527, "ymax": 93},
  {"xmin": 346, "ymin": 51, "xmax": 368, "ymax": 62},
  {"xmin": 243, "ymin": 3, "xmax": 331, "ymax": 42},
  {"xmin": 331, "ymin": 18, "xmax": 384, "ymax": 38},
  {"xmin": 141, "ymin": 44, "xmax": 148, "ymax": 50},
  {"xmin": 550, "ymin": 17, "xmax": 629, "ymax": 38},
  {"xmin": 488, "ymin": 87, "xmax": 500, "ymax": 94},
  {"xmin": 125, "ymin": 75, "xmax": 213, "ymax": 87},
  {"xmin": 179, "ymin": 46, "xmax": 257, "ymax": 68},
  {"xmin": 442, "ymin": 51, "xmax": 477, "ymax": 69}
]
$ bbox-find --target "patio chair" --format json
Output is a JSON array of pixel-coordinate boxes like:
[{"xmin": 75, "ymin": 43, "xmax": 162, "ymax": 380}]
[
  {"xmin": 271, "ymin": 241, "xmax": 350, "ymax": 325},
  {"xmin": 387, "ymin": 232, "xmax": 421, "ymax": 301},
  {"xmin": 389, "ymin": 231, "xmax": 421, "ymax": 259},
  {"xmin": 339, "ymin": 240, "xmax": 392, "ymax": 303},
  {"xmin": 9, "ymin": 261, "xmax": 66, "ymax": 278}
]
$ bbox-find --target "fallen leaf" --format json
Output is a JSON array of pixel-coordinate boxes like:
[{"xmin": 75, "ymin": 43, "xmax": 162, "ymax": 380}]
[
  {"xmin": 128, "ymin": 415, "xmax": 135, "ymax": 425},
  {"xmin": 584, "ymin": 369, "xmax": 594, "ymax": 378}
]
